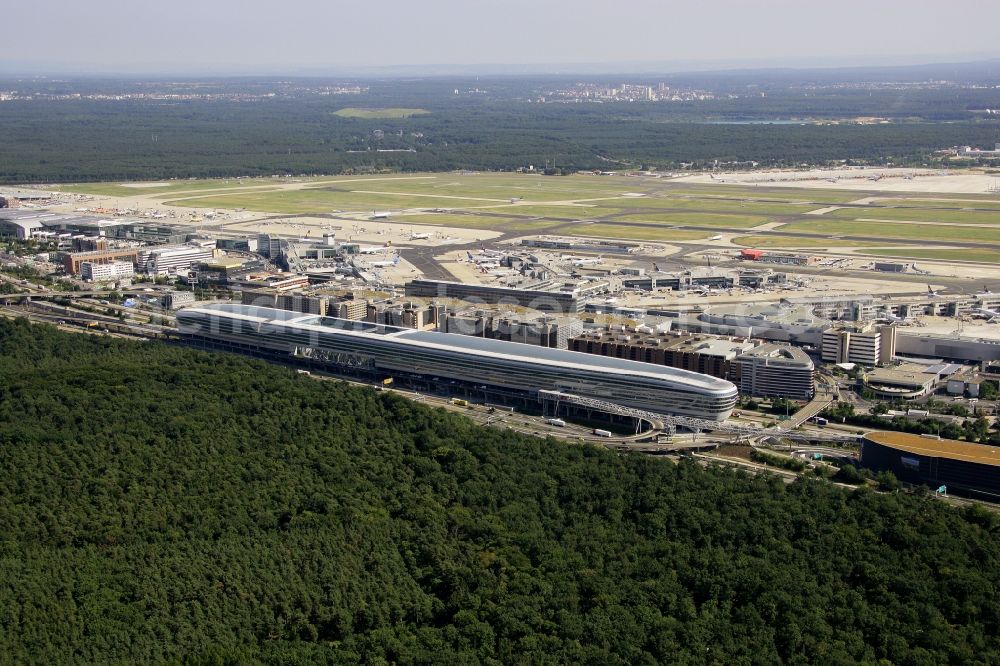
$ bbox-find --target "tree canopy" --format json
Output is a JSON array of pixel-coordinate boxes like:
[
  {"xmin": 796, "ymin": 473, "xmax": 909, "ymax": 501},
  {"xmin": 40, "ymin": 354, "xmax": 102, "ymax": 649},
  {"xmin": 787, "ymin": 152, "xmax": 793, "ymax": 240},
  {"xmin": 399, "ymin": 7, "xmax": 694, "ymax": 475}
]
[{"xmin": 0, "ymin": 316, "xmax": 998, "ymax": 664}]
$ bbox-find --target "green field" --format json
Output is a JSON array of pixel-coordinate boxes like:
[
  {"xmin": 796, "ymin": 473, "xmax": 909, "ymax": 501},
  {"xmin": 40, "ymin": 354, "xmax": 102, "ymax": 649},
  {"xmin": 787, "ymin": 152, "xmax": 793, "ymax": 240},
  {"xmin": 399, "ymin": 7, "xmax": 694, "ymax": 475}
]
[
  {"xmin": 53, "ymin": 178, "xmax": 292, "ymax": 197},
  {"xmin": 159, "ymin": 174, "xmax": 661, "ymax": 214},
  {"xmin": 779, "ymin": 219, "xmax": 1000, "ymax": 244},
  {"xmin": 620, "ymin": 196, "xmax": 816, "ymax": 215},
  {"xmin": 572, "ymin": 223, "xmax": 709, "ymax": 242},
  {"xmin": 391, "ymin": 213, "xmax": 559, "ymax": 232},
  {"xmin": 618, "ymin": 212, "xmax": 773, "ymax": 229},
  {"xmin": 826, "ymin": 206, "xmax": 1000, "ymax": 225},
  {"xmin": 308, "ymin": 174, "xmax": 636, "ymax": 201},
  {"xmin": 476, "ymin": 204, "xmax": 625, "ymax": 219},
  {"xmin": 165, "ymin": 190, "xmax": 510, "ymax": 213},
  {"xmin": 732, "ymin": 236, "xmax": 890, "ymax": 248},
  {"xmin": 51, "ymin": 173, "xmax": 1000, "ymax": 250},
  {"xmin": 864, "ymin": 248, "xmax": 1000, "ymax": 263},
  {"xmin": 333, "ymin": 108, "xmax": 431, "ymax": 119},
  {"xmin": 661, "ymin": 186, "xmax": 866, "ymax": 204},
  {"xmin": 877, "ymin": 196, "xmax": 1000, "ymax": 208}
]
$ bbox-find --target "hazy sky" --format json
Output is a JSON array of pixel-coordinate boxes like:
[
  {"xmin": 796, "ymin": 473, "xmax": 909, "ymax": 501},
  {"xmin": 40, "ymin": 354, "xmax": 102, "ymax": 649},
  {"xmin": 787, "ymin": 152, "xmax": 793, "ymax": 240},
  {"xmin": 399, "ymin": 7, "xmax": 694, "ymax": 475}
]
[{"xmin": 4, "ymin": 0, "xmax": 1000, "ymax": 75}]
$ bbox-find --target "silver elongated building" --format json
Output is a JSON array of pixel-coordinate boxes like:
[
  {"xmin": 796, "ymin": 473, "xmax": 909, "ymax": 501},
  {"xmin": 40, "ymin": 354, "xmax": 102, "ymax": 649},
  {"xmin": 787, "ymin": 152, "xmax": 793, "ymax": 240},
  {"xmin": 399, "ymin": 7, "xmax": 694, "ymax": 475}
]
[{"xmin": 177, "ymin": 304, "xmax": 738, "ymax": 421}]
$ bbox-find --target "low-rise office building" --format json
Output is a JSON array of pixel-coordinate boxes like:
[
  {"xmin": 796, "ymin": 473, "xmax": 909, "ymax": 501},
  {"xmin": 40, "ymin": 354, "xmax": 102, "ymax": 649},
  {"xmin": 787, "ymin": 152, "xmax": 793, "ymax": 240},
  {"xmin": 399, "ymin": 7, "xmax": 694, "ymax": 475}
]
[
  {"xmin": 494, "ymin": 316, "xmax": 584, "ymax": 349},
  {"xmin": 216, "ymin": 238, "xmax": 257, "ymax": 252},
  {"xmin": 63, "ymin": 248, "xmax": 141, "ymax": 275},
  {"xmin": 242, "ymin": 289, "xmax": 330, "ymax": 316},
  {"xmin": 139, "ymin": 245, "xmax": 215, "ymax": 275},
  {"xmin": 569, "ymin": 328, "xmax": 756, "ymax": 381},
  {"xmin": 80, "ymin": 260, "xmax": 135, "ymax": 282},
  {"xmin": 862, "ymin": 365, "xmax": 937, "ymax": 399},
  {"xmin": 330, "ymin": 297, "xmax": 369, "ymax": 320},
  {"xmin": 233, "ymin": 272, "xmax": 310, "ymax": 293},
  {"xmin": 159, "ymin": 291, "xmax": 197, "ymax": 310},
  {"xmin": 367, "ymin": 301, "xmax": 437, "ymax": 330}
]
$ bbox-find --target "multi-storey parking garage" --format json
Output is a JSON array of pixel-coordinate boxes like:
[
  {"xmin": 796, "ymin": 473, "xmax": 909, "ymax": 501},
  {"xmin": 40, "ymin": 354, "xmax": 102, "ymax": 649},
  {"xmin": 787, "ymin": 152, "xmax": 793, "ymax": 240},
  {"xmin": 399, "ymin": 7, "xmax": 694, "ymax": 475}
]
[{"xmin": 177, "ymin": 304, "xmax": 738, "ymax": 421}]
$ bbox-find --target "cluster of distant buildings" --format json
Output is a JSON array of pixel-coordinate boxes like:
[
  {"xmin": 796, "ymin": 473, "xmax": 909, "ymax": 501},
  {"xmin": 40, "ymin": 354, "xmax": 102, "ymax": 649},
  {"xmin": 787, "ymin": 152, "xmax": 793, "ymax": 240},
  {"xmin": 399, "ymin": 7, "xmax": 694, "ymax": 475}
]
[
  {"xmin": 0, "ymin": 210, "xmax": 220, "ymax": 284},
  {"xmin": 0, "ymin": 209, "xmax": 400, "ymax": 291},
  {"xmin": 0, "ymin": 84, "xmax": 368, "ymax": 104},
  {"xmin": 537, "ymin": 82, "xmax": 723, "ymax": 104},
  {"xmin": 938, "ymin": 142, "xmax": 1000, "ymax": 158}
]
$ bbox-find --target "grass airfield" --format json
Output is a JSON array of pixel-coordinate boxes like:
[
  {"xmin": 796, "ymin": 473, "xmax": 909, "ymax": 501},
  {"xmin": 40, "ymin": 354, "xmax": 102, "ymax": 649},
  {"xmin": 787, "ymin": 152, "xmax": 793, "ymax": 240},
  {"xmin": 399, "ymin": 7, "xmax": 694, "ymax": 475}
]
[{"xmin": 51, "ymin": 170, "xmax": 1000, "ymax": 263}]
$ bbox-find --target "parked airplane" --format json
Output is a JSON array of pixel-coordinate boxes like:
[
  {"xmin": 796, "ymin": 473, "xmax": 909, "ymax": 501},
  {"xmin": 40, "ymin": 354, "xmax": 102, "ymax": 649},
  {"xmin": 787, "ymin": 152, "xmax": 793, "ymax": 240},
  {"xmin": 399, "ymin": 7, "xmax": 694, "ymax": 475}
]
[
  {"xmin": 970, "ymin": 307, "xmax": 1000, "ymax": 322},
  {"xmin": 573, "ymin": 256, "xmax": 603, "ymax": 267},
  {"xmin": 358, "ymin": 245, "xmax": 390, "ymax": 254},
  {"xmin": 368, "ymin": 255, "xmax": 402, "ymax": 269}
]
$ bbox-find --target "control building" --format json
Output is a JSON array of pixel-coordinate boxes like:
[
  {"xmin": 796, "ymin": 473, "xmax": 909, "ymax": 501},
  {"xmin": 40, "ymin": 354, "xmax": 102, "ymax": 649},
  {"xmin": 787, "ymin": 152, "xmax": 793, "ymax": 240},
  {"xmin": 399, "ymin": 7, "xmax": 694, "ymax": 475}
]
[
  {"xmin": 177, "ymin": 304, "xmax": 739, "ymax": 420},
  {"xmin": 257, "ymin": 233, "xmax": 283, "ymax": 259}
]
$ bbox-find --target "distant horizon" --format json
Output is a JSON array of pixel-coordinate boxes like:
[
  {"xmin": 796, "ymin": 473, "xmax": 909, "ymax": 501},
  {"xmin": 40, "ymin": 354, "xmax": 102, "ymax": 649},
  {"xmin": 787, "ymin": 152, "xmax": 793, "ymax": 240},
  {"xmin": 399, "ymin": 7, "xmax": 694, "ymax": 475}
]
[
  {"xmin": 3, "ymin": 52, "xmax": 1000, "ymax": 80},
  {"xmin": 4, "ymin": 0, "xmax": 1000, "ymax": 79}
]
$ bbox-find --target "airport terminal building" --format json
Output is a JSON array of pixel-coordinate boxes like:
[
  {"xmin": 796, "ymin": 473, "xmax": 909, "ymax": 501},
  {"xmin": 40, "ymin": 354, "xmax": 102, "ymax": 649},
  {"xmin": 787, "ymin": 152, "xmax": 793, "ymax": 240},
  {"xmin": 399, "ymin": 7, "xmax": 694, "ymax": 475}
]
[{"xmin": 177, "ymin": 304, "xmax": 738, "ymax": 420}]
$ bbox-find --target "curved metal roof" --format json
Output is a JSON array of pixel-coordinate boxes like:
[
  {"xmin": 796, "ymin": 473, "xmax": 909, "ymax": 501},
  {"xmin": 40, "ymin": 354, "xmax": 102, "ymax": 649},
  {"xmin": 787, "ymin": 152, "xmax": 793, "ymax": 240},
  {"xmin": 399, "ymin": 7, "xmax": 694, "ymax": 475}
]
[
  {"xmin": 865, "ymin": 431, "xmax": 1000, "ymax": 468},
  {"xmin": 186, "ymin": 304, "xmax": 737, "ymax": 396}
]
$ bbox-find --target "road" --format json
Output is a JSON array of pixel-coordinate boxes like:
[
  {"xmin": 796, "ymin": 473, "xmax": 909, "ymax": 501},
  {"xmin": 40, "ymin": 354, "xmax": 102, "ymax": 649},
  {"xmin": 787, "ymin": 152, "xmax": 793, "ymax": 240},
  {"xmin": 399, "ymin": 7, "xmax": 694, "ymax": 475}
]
[{"xmin": 783, "ymin": 392, "xmax": 835, "ymax": 429}]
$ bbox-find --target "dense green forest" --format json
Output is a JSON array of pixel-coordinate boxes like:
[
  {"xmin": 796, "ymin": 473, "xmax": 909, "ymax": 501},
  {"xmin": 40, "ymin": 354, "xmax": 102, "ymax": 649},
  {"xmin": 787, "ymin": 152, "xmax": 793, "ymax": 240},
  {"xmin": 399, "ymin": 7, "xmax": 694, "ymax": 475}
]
[
  {"xmin": 2, "ymin": 74, "xmax": 1000, "ymax": 182},
  {"xmin": 1, "ymin": 317, "xmax": 999, "ymax": 663}
]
